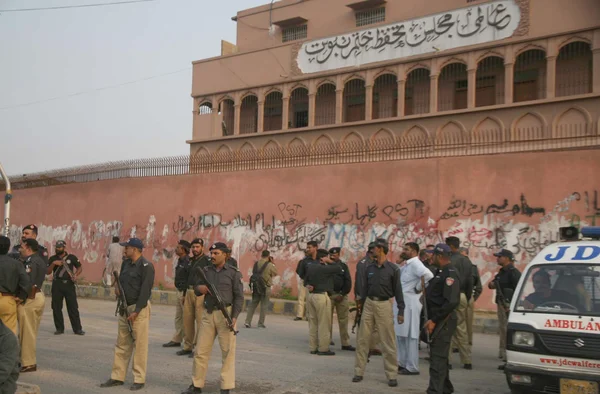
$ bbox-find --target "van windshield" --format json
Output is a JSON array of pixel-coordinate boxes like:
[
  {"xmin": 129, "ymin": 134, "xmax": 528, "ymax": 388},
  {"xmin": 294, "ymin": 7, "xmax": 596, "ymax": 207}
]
[{"xmin": 514, "ymin": 263, "xmax": 600, "ymax": 316}]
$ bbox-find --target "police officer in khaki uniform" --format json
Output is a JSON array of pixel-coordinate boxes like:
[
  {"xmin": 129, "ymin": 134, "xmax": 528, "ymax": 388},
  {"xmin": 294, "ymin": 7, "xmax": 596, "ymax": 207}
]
[
  {"xmin": 327, "ymin": 247, "xmax": 354, "ymax": 351},
  {"xmin": 163, "ymin": 240, "xmax": 191, "ymax": 348},
  {"xmin": 352, "ymin": 238, "xmax": 404, "ymax": 387},
  {"xmin": 182, "ymin": 242, "xmax": 243, "ymax": 394},
  {"xmin": 100, "ymin": 238, "xmax": 155, "ymax": 391},
  {"xmin": 424, "ymin": 244, "xmax": 461, "ymax": 394},
  {"xmin": 0, "ymin": 236, "xmax": 31, "ymax": 336},
  {"xmin": 489, "ymin": 249, "xmax": 521, "ymax": 370},
  {"xmin": 9, "ymin": 225, "xmax": 49, "ymax": 265},
  {"xmin": 304, "ymin": 249, "xmax": 343, "ymax": 355},
  {"xmin": 178, "ymin": 238, "xmax": 211, "ymax": 356},
  {"xmin": 295, "ymin": 241, "xmax": 319, "ymax": 321},
  {"xmin": 17, "ymin": 239, "xmax": 47, "ymax": 373},
  {"xmin": 47, "ymin": 240, "xmax": 85, "ymax": 335},
  {"xmin": 355, "ymin": 242, "xmax": 381, "ymax": 356}
]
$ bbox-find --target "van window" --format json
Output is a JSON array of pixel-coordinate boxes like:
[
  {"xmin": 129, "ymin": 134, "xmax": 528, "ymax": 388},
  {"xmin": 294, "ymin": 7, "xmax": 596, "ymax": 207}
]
[{"xmin": 515, "ymin": 264, "xmax": 600, "ymax": 316}]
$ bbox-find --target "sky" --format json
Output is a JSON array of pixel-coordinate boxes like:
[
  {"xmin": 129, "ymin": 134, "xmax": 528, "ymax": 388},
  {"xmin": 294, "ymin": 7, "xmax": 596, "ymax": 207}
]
[{"xmin": 0, "ymin": 0, "xmax": 269, "ymax": 176}]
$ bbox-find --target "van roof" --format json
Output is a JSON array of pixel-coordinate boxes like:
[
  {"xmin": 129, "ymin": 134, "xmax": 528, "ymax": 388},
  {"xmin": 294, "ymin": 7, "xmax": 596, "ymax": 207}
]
[{"xmin": 528, "ymin": 240, "xmax": 600, "ymax": 267}]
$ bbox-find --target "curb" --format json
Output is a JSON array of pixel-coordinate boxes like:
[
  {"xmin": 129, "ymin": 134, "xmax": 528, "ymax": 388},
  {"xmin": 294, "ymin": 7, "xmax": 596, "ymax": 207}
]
[
  {"xmin": 42, "ymin": 282, "xmax": 499, "ymax": 334},
  {"xmin": 16, "ymin": 383, "xmax": 41, "ymax": 394}
]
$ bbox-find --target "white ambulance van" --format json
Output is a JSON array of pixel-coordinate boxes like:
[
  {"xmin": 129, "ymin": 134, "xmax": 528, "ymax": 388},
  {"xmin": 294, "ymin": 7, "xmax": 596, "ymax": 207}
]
[{"xmin": 505, "ymin": 227, "xmax": 600, "ymax": 394}]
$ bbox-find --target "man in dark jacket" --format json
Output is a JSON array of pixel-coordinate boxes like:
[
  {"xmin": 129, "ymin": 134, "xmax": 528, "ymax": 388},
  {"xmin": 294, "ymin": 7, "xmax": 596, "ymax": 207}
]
[
  {"xmin": 0, "ymin": 319, "xmax": 19, "ymax": 394},
  {"xmin": 327, "ymin": 247, "xmax": 354, "ymax": 351}
]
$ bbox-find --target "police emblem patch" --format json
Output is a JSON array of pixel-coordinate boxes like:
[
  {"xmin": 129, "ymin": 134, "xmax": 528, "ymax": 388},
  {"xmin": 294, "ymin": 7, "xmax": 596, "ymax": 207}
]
[{"xmin": 445, "ymin": 277, "xmax": 455, "ymax": 286}]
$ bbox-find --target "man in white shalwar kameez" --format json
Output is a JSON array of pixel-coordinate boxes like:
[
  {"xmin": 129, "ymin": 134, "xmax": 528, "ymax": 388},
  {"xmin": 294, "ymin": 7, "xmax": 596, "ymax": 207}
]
[{"xmin": 394, "ymin": 242, "xmax": 434, "ymax": 375}]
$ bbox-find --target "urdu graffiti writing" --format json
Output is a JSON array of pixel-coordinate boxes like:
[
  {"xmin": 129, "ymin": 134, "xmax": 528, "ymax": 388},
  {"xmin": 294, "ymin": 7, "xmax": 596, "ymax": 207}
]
[{"xmin": 297, "ymin": 0, "xmax": 521, "ymax": 73}]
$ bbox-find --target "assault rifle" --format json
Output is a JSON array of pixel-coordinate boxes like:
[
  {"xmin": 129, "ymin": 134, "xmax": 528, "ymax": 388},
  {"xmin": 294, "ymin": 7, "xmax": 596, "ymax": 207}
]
[
  {"xmin": 495, "ymin": 278, "xmax": 514, "ymax": 313},
  {"xmin": 420, "ymin": 276, "xmax": 430, "ymax": 347},
  {"xmin": 113, "ymin": 271, "xmax": 135, "ymax": 341},
  {"xmin": 196, "ymin": 267, "xmax": 239, "ymax": 335},
  {"xmin": 350, "ymin": 302, "xmax": 362, "ymax": 334},
  {"xmin": 59, "ymin": 255, "xmax": 78, "ymax": 287}
]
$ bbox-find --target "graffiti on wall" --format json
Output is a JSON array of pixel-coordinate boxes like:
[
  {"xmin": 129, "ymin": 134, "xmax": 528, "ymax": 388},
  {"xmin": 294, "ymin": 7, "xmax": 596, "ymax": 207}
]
[{"xmin": 9, "ymin": 189, "xmax": 600, "ymax": 311}]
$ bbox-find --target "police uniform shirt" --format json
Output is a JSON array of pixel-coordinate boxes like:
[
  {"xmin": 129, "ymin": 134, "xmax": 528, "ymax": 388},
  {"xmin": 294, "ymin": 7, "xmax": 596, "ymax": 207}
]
[
  {"xmin": 304, "ymin": 263, "xmax": 343, "ymax": 294},
  {"xmin": 226, "ymin": 257, "xmax": 238, "ymax": 269},
  {"xmin": 194, "ymin": 263, "xmax": 244, "ymax": 319},
  {"xmin": 450, "ymin": 252, "xmax": 474, "ymax": 300},
  {"xmin": 48, "ymin": 253, "xmax": 81, "ymax": 282},
  {"xmin": 354, "ymin": 254, "xmax": 372, "ymax": 301},
  {"xmin": 332, "ymin": 261, "xmax": 352, "ymax": 295},
  {"xmin": 119, "ymin": 256, "xmax": 155, "ymax": 313},
  {"xmin": 187, "ymin": 254, "xmax": 211, "ymax": 288},
  {"xmin": 8, "ymin": 244, "xmax": 48, "ymax": 264},
  {"xmin": 296, "ymin": 257, "xmax": 319, "ymax": 281},
  {"xmin": 0, "ymin": 255, "xmax": 31, "ymax": 299},
  {"xmin": 359, "ymin": 261, "xmax": 405, "ymax": 314},
  {"xmin": 174, "ymin": 255, "xmax": 191, "ymax": 292},
  {"xmin": 472, "ymin": 264, "xmax": 483, "ymax": 301},
  {"xmin": 23, "ymin": 254, "xmax": 46, "ymax": 289},
  {"xmin": 426, "ymin": 266, "xmax": 461, "ymax": 323},
  {"xmin": 493, "ymin": 264, "xmax": 521, "ymax": 304}
]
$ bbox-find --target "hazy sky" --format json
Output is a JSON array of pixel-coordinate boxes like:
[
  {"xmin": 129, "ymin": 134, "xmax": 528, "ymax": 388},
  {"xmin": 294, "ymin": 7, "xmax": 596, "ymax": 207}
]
[{"xmin": 0, "ymin": 0, "xmax": 269, "ymax": 176}]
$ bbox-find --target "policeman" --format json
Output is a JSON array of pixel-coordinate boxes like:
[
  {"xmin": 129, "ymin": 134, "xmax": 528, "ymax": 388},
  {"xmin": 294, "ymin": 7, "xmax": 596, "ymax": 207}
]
[
  {"xmin": 327, "ymin": 247, "xmax": 354, "ymax": 351},
  {"xmin": 178, "ymin": 238, "xmax": 211, "ymax": 356},
  {"xmin": 294, "ymin": 240, "xmax": 319, "ymax": 321},
  {"xmin": 183, "ymin": 242, "xmax": 243, "ymax": 394},
  {"xmin": 352, "ymin": 238, "xmax": 404, "ymax": 388},
  {"xmin": 445, "ymin": 236, "xmax": 473, "ymax": 369},
  {"xmin": 17, "ymin": 239, "xmax": 47, "ymax": 373},
  {"xmin": 100, "ymin": 238, "xmax": 155, "ymax": 391},
  {"xmin": 303, "ymin": 248, "xmax": 343, "ymax": 355},
  {"xmin": 0, "ymin": 236, "xmax": 31, "ymax": 336},
  {"xmin": 488, "ymin": 249, "xmax": 521, "ymax": 369},
  {"xmin": 0, "ymin": 318, "xmax": 20, "ymax": 393},
  {"xmin": 225, "ymin": 249, "xmax": 238, "ymax": 269},
  {"xmin": 47, "ymin": 240, "xmax": 85, "ymax": 336},
  {"xmin": 163, "ymin": 240, "xmax": 191, "ymax": 348},
  {"xmin": 460, "ymin": 247, "xmax": 482, "ymax": 347},
  {"xmin": 9, "ymin": 224, "xmax": 49, "ymax": 265},
  {"xmin": 424, "ymin": 244, "xmax": 460, "ymax": 394},
  {"xmin": 355, "ymin": 242, "xmax": 381, "ymax": 356}
]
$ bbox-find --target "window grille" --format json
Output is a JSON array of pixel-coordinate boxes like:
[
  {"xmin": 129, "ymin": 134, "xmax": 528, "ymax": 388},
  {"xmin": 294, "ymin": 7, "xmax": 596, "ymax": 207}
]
[
  {"xmin": 355, "ymin": 7, "xmax": 385, "ymax": 27},
  {"xmin": 282, "ymin": 25, "xmax": 307, "ymax": 43}
]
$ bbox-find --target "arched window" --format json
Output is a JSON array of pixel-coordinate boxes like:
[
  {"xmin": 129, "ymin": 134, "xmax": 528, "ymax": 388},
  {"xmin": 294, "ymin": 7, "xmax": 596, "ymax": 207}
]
[
  {"xmin": 240, "ymin": 95, "xmax": 258, "ymax": 134},
  {"xmin": 343, "ymin": 79, "xmax": 366, "ymax": 122},
  {"xmin": 404, "ymin": 68, "xmax": 430, "ymax": 115},
  {"xmin": 219, "ymin": 99, "xmax": 235, "ymax": 136},
  {"xmin": 556, "ymin": 41, "xmax": 592, "ymax": 97},
  {"xmin": 289, "ymin": 88, "xmax": 309, "ymax": 129},
  {"xmin": 315, "ymin": 83, "xmax": 336, "ymax": 126},
  {"xmin": 476, "ymin": 57, "xmax": 505, "ymax": 107},
  {"xmin": 514, "ymin": 49, "xmax": 547, "ymax": 102},
  {"xmin": 263, "ymin": 91, "xmax": 283, "ymax": 132},
  {"xmin": 198, "ymin": 102, "xmax": 212, "ymax": 115},
  {"xmin": 372, "ymin": 74, "xmax": 397, "ymax": 119},
  {"xmin": 438, "ymin": 63, "xmax": 468, "ymax": 112}
]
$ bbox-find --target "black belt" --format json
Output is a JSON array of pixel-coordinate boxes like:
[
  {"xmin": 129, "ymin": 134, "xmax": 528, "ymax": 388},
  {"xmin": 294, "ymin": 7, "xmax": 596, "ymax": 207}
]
[
  {"xmin": 368, "ymin": 296, "xmax": 389, "ymax": 301},
  {"xmin": 206, "ymin": 303, "xmax": 232, "ymax": 313},
  {"xmin": 311, "ymin": 291, "xmax": 328, "ymax": 295},
  {"xmin": 0, "ymin": 292, "xmax": 14, "ymax": 297}
]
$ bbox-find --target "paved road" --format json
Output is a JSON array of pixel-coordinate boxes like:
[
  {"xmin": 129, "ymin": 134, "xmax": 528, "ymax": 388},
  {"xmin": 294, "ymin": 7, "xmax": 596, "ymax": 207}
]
[{"xmin": 22, "ymin": 299, "xmax": 510, "ymax": 394}]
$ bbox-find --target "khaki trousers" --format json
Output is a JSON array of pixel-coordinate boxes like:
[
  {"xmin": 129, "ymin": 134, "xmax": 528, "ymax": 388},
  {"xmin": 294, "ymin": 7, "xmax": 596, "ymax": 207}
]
[
  {"xmin": 171, "ymin": 290, "xmax": 184, "ymax": 343},
  {"xmin": 110, "ymin": 304, "xmax": 151, "ymax": 384},
  {"xmin": 17, "ymin": 292, "xmax": 45, "ymax": 367},
  {"xmin": 497, "ymin": 305, "xmax": 508, "ymax": 361},
  {"xmin": 466, "ymin": 297, "xmax": 475, "ymax": 345},
  {"xmin": 192, "ymin": 308, "xmax": 236, "ymax": 390},
  {"xmin": 354, "ymin": 298, "xmax": 397, "ymax": 380},
  {"xmin": 0, "ymin": 294, "xmax": 18, "ymax": 336},
  {"xmin": 296, "ymin": 282, "xmax": 307, "ymax": 319},
  {"xmin": 329, "ymin": 294, "xmax": 350, "ymax": 347},
  {"xmin": 183, "ymin": 290, "xmax": 205, "ymax": 351},
  {"xmin": 449, "ymin": 293, "xmax": 471, "ymax": 364},
  {"xmin": 307, "ymin": 293, "xmax": 332, "ymax": 352}
]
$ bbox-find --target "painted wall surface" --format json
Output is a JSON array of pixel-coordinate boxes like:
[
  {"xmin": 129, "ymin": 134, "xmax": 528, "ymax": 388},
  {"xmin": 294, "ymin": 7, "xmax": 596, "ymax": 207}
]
[{"xmin": 8, "ymin": 149, "xmax": 600, "ymax": 311}]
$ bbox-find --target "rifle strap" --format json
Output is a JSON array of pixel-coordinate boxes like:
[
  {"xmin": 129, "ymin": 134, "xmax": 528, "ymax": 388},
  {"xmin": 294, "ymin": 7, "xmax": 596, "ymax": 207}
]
[{"xmin": 256, "ymin": 260, "xmax": 270, "ymax": 276}]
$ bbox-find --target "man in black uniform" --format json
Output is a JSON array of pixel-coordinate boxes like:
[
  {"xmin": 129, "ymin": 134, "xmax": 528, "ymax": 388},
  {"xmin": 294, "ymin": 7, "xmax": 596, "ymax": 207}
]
[
  {"xmin": 328, "ymin": 247, "xmax": 354, "ymax": 350},
  {"xmin": 304, "ymin": 249, "xmax": 343, "ymax": 356},
  {"xmin": 179, "ymin": 238, "xmax": 211, "ymax": 356},
  {"xmin": 295, "ymin": 241, "xmax": 319, "ymax": 321},
  {"xmin": 183, "ymin": 242, "xmax": 244, "ymax": 394},
  {"xmin": 355, "ymin": 242, "xmax": 381, "ymax": 356},
  {"xmin": 0, "ymin": 236, "xmax": 31, "ymax": 336},
  {"xmin": 424, "ymin": 243, "xmax": 460, "ymax": 394},
  {"xmin": 225, "ymin": 249, "xmax": 238, "ymax": 269},
  {"xmin": 47, "ymin": 240, "xmax": 84, "ymax": 336},
  {"xmin": 353, "ymin": 238, "xmax": 404, "ymax": 387},
  {"xmin": 163, "ymin": 240, "xmax": 191, "ymax": 348},
  {"xmin": 488, "ymin": 249, "xmax": 521, "ymax": 369},
  {"xmin": 100, "ymin": 238, "xmax": 155, "ymax": 391},
  {"xmin": 9, "ymin": 224, "xmax": 49, "ymax": 265},
  {"xmin": 445, "ymin": 236, "xmax": 473, "ymax": 369}
]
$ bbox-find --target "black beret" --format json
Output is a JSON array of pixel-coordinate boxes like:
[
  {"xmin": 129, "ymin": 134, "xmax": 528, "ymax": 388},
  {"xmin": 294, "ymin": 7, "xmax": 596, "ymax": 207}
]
[
  {"xmin": 178, "ymin": 240, "xmax": 191, "ymax": 249},
  {"xmin": 23, "ymin": 224, "xmax": 38, "ymax": 233},
  {"xmin": 316, "ymin": 249, "xmax": 329, "ymax": 259},
  {"xmin": 191, "ymin": 238, "xmax": 204, "ymax": 246},
  {"xmin": 209, "ymin": 242, "xmax": 229, "ymax": 252},
  {"xmin": 328, "ymin": 247, "xmax": 341, "ymax": 254}
]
